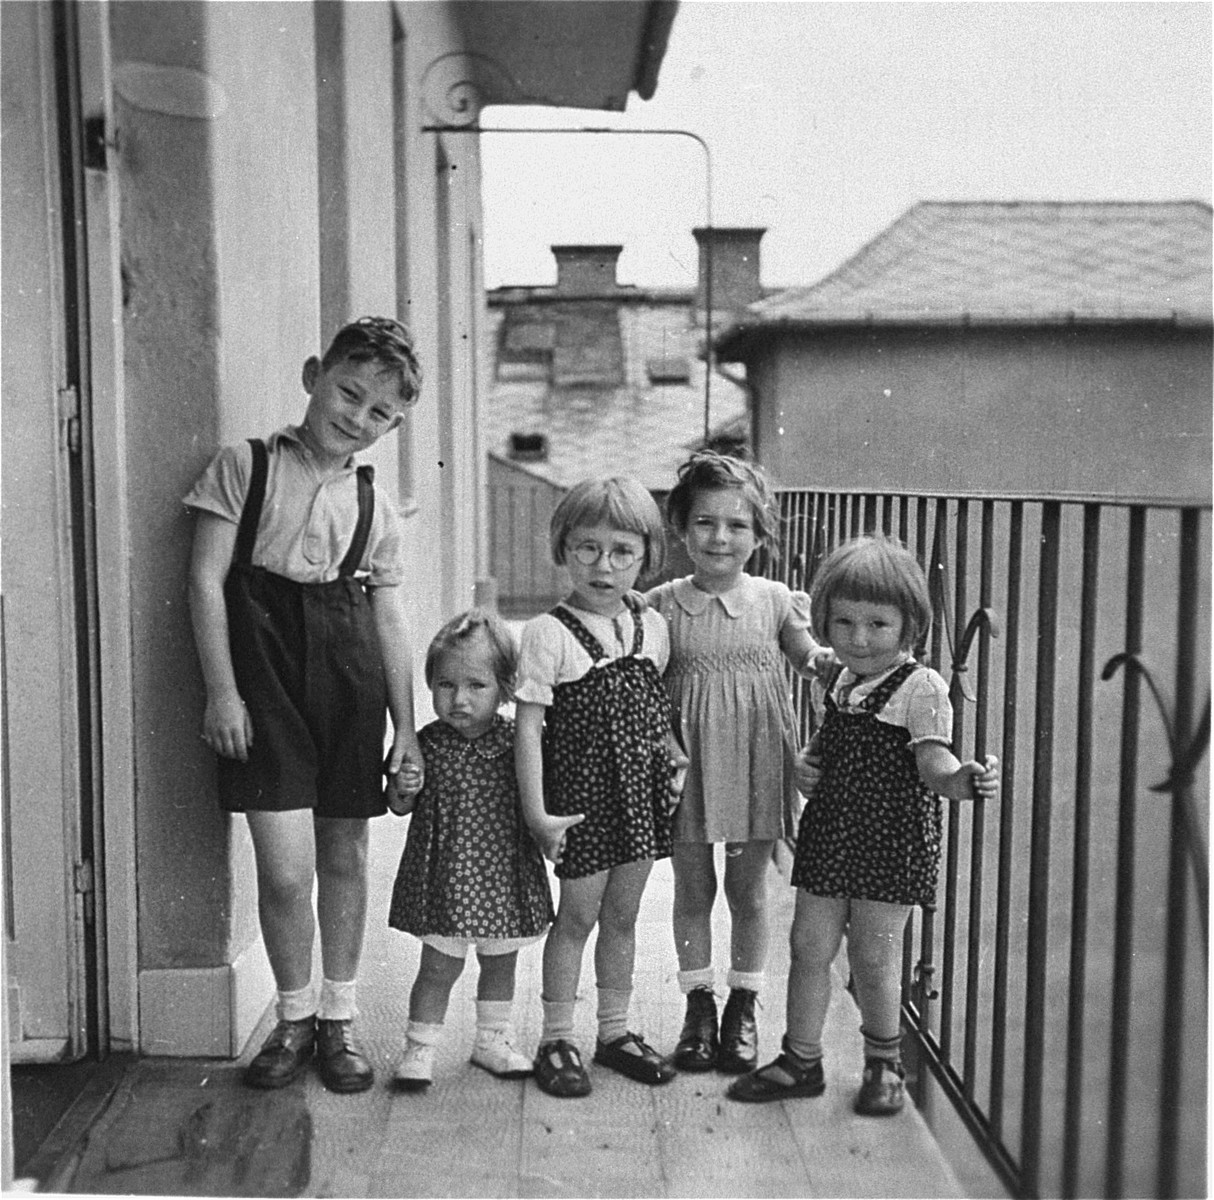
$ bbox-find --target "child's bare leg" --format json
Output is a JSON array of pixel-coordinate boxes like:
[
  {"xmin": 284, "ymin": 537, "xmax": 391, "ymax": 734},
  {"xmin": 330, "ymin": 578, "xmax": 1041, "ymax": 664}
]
[
  {"xmin": 246, "ymin": 809, "xmax": 318, "ymax": 993},
  {"xmin": 671, "ymin": 842, "xmax": 716, "ymax": 975},
  {"xmin": 475, "ymin": 950, "xmax": 518, "ymax": 1002},
  {"xmin": 785, "ymin": 892, "xmax": 848, "ymax": 1057},
  {"xmin": 312, "ymin": 816, "xmax": 373, "ymax": 1091},
  {"xmin": 723, "ymin": 839, "xmax": 774, "ymax": 976},
  {"xmin": 314, "ymin": 816, "xmax": 370, "ymax": 984},
  {"xmin": 410, "ymin": 944, "xmax": 466, "ymax": 1024},
  {"xmin": 543, "ymin": 872, "xmax": 609, "ymax": 1003},
  {"xmin": 593, "ymin": 859, "xmax": 653, "ymax": 994},
  {"xmin": 846, "ymin": 899, "xmax": 912, "ymax": 1047}
]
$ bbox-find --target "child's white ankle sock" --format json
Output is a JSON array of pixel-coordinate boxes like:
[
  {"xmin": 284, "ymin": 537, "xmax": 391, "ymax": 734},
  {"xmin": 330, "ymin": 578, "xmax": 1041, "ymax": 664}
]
[
  {"xmin": 596, "ymin": 986, "xmax": 631, "ymax": 1045},
  {"xmin": 861, "ymin": 1027, "xmax": 902, "ymax": 1064},
  {"xmin": 317, "ymin": 977, "xmax": 358, "ymax": 1021},
  {"xmin": 276, "ymin": 984, "xmax": 316, "ymax": 1022},
  {"xmin": 677, "ymin": 967, "xmax": 715, "ymax": 994},
  {"xmin": 785, "ymin": 1034, "xmax": 823, "ymax": 1065},
  {"xmin": 725, "ymin": 968, "xmax": 765, "ymax": 994},
  {"xmin": 406, "ymin": 1019, "xmax": 445, "ymax": 1047},
  {"xmin": 475, "ymin": 999, "xmax": 514, "ymax": 1031},
  {"xmin": 540, "ymin": 998, "xmax": 576, "ymax": 1044}
]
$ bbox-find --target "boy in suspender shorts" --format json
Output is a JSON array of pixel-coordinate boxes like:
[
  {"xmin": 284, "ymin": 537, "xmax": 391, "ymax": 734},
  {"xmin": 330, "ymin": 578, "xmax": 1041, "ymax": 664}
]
[{"xmin": 186, "ymin": 317, "xmax": 424, "ymax": 1092}]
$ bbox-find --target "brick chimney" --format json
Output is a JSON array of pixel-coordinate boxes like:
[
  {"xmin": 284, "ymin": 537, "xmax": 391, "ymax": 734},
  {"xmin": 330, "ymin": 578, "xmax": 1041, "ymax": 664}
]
[
  {"xmin": 692, "ymin": 227, "xmax": 765, "ymax": 314},
  {"xmin": 552, "ymin": 244, "xmax": 623, "ymax": 295}
]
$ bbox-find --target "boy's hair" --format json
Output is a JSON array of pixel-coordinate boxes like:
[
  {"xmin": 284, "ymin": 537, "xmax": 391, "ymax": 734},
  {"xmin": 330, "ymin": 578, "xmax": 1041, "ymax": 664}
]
[
  {"xmin": 549, "ymin": 476, "xmax": 667, "ymax": 580},
  {"xmin": 810, "ymin": 535, "xmax": 932, "ymax": 650},
  {"xmin": 665, "ymin": 450, "xmax": 780, "ymax": 547},
  {"xmin": 321, "ymin": 315, "xmax": 423, "ymax": 408},
  {"xmin": 424, "ymin": 607, "xmax": 518, "ymax": 695}
]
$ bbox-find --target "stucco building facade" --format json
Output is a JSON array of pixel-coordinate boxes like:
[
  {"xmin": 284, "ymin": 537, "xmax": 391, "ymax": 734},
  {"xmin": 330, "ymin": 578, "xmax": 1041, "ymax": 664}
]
[{"xmin": 1, "ymin": 0, "xmax": 676, "ymax": 1098}]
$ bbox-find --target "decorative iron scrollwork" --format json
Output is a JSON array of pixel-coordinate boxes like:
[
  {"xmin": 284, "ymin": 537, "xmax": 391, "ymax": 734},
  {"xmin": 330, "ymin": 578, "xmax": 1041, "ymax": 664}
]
[
  {"xmin": 950, "ymin": 606, "xmax": 1001, "ymax": 703},
  {"xmin": 421, "ymin": 51, "xmax": 538, "ymax": 129}
]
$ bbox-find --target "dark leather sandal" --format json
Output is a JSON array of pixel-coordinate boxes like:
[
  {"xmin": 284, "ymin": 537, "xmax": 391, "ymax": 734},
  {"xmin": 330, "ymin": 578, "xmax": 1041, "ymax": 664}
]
[
  {"xmin": 854, "ymin": 1057, "xmax": 905, "ymax": 1116},
  {"xmin": 533, "ymin": 1039, "xmax": 592, "ymax": 1098},
  {"xmin": 594, "ymin": 1032, "xmax": 677, "ymax": 1085},
  {"xmin": 726, "ymin": 1039, "xmax": 825, "ymax": 1103}
]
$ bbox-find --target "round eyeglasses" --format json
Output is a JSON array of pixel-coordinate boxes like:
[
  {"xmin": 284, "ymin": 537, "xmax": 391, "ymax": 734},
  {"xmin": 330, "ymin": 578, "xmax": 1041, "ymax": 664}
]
[{"xmin": 568, "ymin": 541, "xmax": 640, "ymax": 571}]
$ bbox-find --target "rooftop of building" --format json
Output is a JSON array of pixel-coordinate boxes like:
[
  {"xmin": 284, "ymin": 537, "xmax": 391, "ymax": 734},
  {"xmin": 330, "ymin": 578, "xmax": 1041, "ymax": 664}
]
[{"xmin": 717, "ymin": 200, "xmax": 1213, "ymax": 355}]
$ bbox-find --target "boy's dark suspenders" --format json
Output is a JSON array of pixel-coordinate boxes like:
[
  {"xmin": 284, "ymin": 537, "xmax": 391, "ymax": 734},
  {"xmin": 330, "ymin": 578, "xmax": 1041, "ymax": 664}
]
[
  {"xmin": 234, "ymin": 438, "xmax": 269, "ymax": 567},
  {"xmin": 234, "ymin": 438, "xmax": 374, "ymax": 575},
  {"xmin": 337, "ymin": 467, "xmax": 375, "ymax": 578}
]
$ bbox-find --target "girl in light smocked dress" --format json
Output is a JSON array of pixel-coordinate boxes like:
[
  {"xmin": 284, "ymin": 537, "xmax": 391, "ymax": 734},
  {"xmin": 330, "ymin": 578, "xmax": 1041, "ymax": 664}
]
[{"xmin": 647, "ymin": 451, "xmax": 830, "ymax": 1076}]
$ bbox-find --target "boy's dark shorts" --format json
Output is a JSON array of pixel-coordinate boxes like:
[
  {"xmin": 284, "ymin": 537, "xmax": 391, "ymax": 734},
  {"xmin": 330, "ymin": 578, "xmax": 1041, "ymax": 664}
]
[{"xmin": 218, "ymin": 567, "xmax": 389, "ymax": 819}]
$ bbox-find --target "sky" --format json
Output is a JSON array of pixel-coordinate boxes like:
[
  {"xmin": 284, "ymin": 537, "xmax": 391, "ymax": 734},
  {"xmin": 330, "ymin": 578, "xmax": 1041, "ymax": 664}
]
[{"xmin": 479, "ymin": 0, "xmax": 1212, "ymax": 291}]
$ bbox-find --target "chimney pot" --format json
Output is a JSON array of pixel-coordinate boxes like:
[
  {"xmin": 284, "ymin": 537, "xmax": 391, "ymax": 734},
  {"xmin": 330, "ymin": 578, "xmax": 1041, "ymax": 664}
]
[
  {"xmin": 692, "ymin": 227, "xmax": 766, "ymax": 315},
  {"xmin": 552, "ymin": 244, "xmax": 623, "ymax": 295}
]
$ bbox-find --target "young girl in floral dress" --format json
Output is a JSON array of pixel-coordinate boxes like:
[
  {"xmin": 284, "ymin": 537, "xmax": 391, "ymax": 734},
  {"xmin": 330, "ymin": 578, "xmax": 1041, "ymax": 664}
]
[{"xmin": 387, "ymin": 609, "xmax": 554, "ymax": 1091}]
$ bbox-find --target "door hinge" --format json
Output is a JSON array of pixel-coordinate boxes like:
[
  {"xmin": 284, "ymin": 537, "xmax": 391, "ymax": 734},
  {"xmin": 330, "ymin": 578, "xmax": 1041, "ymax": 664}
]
[
  {"xmin": 59, "ymin": 385, "xmax": 81, "ymax": 454},
  {"xmin": 74, "ymin": 859, "xmax": 95, "ymax": 923}
]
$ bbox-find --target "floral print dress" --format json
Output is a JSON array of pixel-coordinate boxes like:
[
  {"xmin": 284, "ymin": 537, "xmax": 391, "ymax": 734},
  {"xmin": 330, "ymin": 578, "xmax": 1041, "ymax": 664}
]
[{"xmin": 388, "ymin": 715, "xmax": 554, "ymax": 939}]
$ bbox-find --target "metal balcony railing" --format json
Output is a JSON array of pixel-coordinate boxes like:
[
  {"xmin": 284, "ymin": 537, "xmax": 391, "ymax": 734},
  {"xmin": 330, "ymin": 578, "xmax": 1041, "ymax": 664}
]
[{"xmin": 759, "ymin": 488, "xmax": 1209, "ymax": 1200}]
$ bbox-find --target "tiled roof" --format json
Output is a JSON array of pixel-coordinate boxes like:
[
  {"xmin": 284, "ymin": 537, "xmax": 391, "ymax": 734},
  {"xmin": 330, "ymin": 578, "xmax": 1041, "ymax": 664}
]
[
  {"xmin": 737, "ymin": 201, "xmax": 1213, "ymax": 330},
  {"xmin": 485, "ymin": 299, "xmax": 747, "ymax": 491}
]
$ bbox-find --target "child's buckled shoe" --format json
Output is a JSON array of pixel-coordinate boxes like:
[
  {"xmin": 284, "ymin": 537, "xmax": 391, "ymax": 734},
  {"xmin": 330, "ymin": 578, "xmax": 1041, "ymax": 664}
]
[
  {"xmin": 533, "ymin": 1039, "xmax": 591, "ymax": 1098},
  {"xmin": 854, "ymin": 1057, "xmax": 905, "ymax": 1116},
  {"xmin": 726, "ymin": 1038, "xmax": 825, "ymax": 1103},
  {"xmin": 593, "ymin": 1031, "xmax": 676, "ymax": 1085}
]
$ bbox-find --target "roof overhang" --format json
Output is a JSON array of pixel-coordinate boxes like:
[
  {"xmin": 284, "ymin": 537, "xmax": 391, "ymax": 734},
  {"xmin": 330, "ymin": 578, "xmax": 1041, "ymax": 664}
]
[
  {"xmin": 715, "ymin": 311, "xmax": 1213, "ymax": 361},
  {"xmin": 446, "ymin": 0, "xmax": 678, "ymax": 115}
]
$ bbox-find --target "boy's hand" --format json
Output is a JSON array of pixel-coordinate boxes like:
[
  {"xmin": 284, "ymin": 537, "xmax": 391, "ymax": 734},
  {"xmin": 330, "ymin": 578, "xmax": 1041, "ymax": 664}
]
[
  {"xmin": 385, "ymin": 760, "xmax": 423, "ymax": 816},
  {"xmin": 961, "ymin": 754, "xmax": 1000, "ymax": 801},
  {"xmin": 529, "ymin": 812, "xmax": 584, "ymax": 865},
  {"xmin": 202, "ymin": 690, "xmax": 253, "ymax": 761},
  {"xmin": 794, "ymin": 745, "xmax": 822, "ymax": 797}
]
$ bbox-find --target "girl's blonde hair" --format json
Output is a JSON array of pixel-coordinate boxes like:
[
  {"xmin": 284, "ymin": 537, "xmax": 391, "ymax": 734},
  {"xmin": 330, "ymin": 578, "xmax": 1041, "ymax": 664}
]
[
  {"xmin": 664, "ymin": 450, "xmax": 780, "ymax": 547},
  {"xmin": 549, "ymin": 476, "xmax": 666, "ymax": 580},
  {"xmin": 424, "ymin": 608, "xmax": 518, "ymax": 695},
  {"xmin": 810, "ymin": 535, "xmax": 932, "ymax": 650}
]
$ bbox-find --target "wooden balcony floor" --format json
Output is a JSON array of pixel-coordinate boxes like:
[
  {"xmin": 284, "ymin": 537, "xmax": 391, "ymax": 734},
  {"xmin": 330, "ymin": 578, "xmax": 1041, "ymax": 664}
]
[{"xmin": 56, "ymin": 820, "xmax": 966, "ymax": 1198}]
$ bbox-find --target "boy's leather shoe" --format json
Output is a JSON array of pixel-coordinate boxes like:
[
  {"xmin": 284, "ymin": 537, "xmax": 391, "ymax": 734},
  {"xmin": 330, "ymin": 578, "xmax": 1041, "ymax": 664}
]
[
  {"xmin": 245, "ymin": 1016, "xmax": 316, "ymax": 1089},
  {"xmin": 315, "ymin": 1018, "xmax": 374, "ymax": 1093},
  {"xmin": 673, "ymin": 986, "xmax": 718, "ymax": 1071},
  {"xmin": 717, "ymin": 987, "xmax": 759, "ymax": 1074}
]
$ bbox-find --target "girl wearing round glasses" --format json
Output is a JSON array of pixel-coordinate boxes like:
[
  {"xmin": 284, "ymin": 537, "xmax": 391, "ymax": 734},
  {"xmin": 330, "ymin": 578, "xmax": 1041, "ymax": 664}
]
[{"xmin": 514, "ymin": 475, "xmax": 687, "ymax": 1098}]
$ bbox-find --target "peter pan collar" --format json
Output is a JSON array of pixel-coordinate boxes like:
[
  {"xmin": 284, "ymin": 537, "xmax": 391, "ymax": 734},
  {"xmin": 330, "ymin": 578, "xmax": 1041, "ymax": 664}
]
[
  {"xmin": 671, "ymin": 575, "xmax": 755, "ymax": 619},
  {"xmin": 428, "ymin": 713, "xmax": 513, "ymax": 760}
]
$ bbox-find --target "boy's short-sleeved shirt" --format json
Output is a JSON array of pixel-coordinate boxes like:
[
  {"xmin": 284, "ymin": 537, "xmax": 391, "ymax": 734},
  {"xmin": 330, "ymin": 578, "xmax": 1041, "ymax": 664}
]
[{"xmin": 184, "ymin": 426, "xmax": 406, "ymax": 587}]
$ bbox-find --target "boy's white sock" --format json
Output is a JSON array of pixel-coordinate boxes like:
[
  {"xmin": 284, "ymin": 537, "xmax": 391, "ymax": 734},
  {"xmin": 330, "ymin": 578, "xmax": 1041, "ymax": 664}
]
[
  {"xmin": 405, "ymin": 1019, "xmax": 445, "ymax": 1046},
  {"xmin": 277, "ymin": 984, "xmax": 316, "ymax": 1023},
  {"xmin": 317, "ymin": 977, "xmax": 358, "ymax": 1021}
]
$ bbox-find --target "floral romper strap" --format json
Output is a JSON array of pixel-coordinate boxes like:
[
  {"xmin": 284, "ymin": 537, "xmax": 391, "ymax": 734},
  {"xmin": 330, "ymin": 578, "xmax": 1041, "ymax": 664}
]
[{"xmin": 541, "ymin": 602, "xmax": 674, "ymax": 879}]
